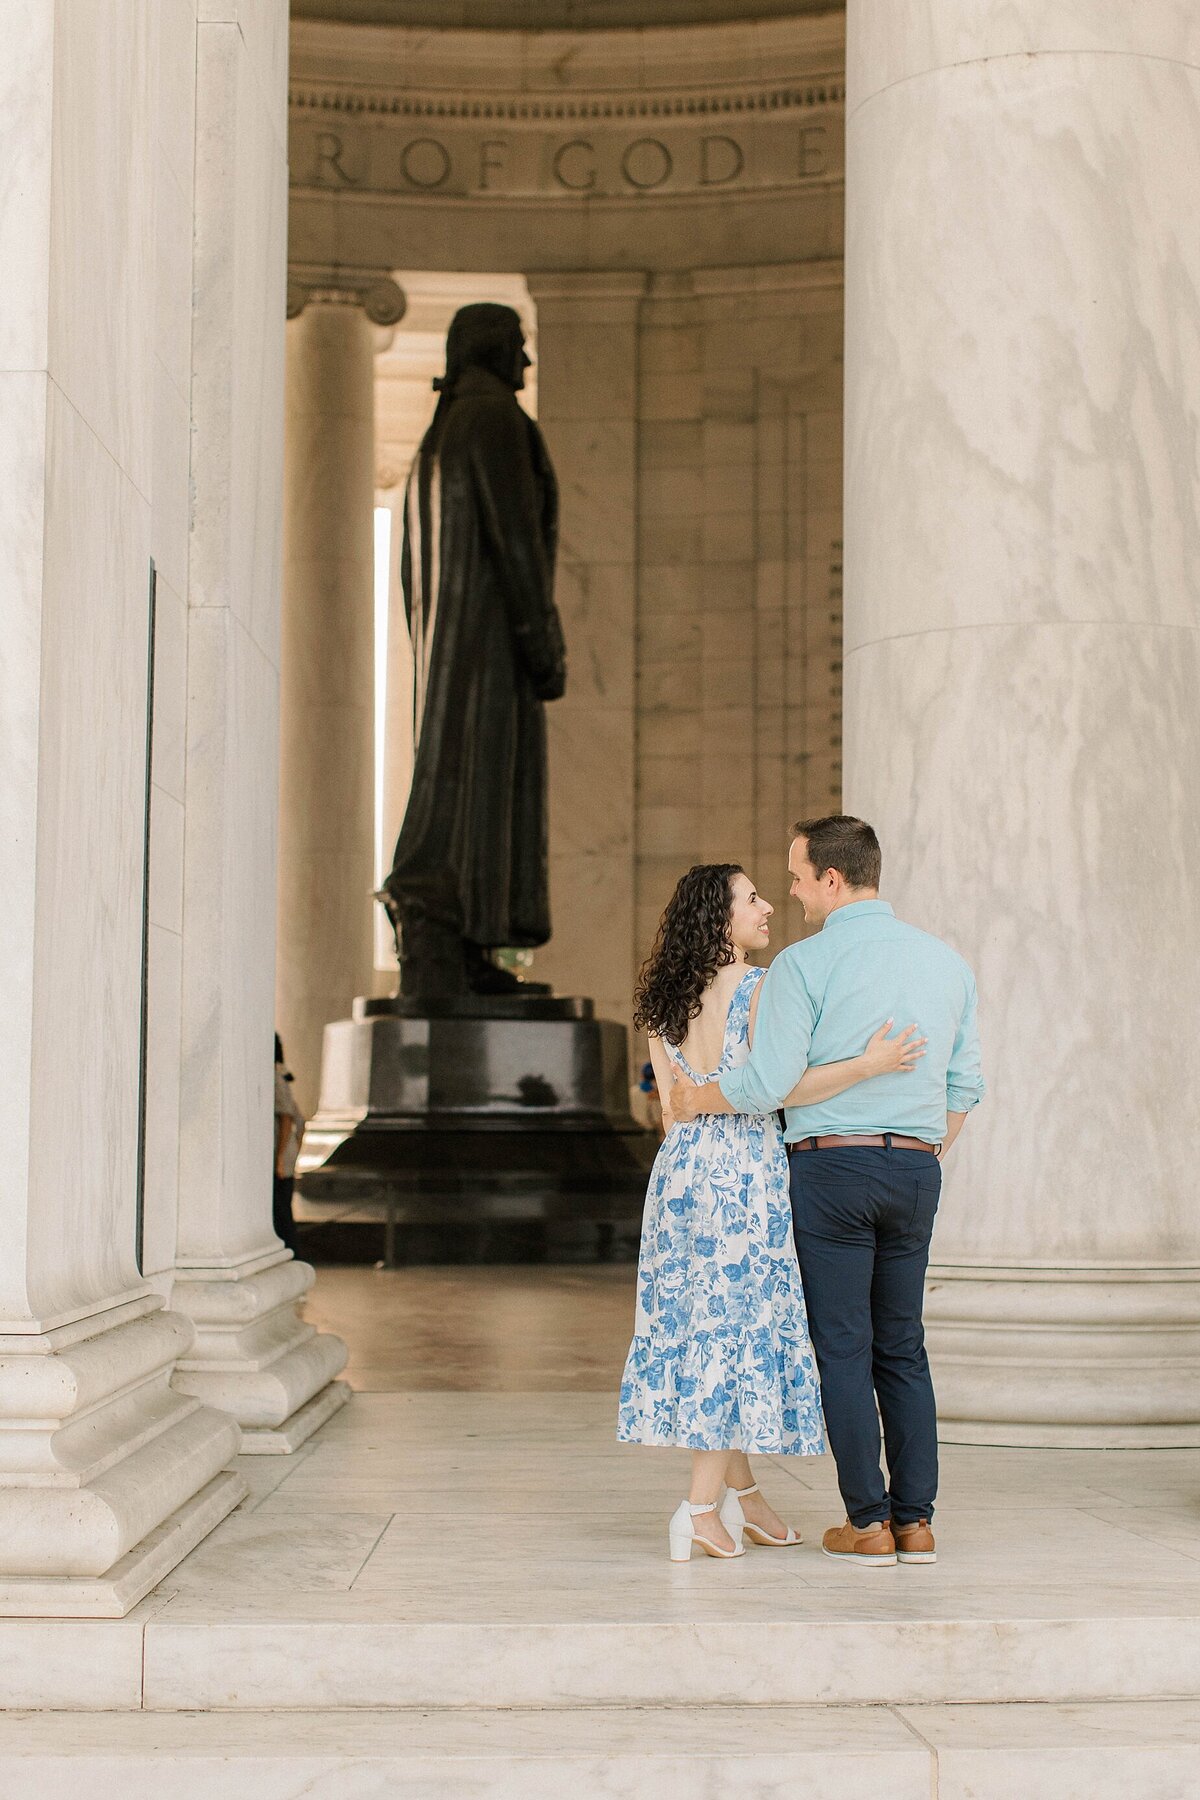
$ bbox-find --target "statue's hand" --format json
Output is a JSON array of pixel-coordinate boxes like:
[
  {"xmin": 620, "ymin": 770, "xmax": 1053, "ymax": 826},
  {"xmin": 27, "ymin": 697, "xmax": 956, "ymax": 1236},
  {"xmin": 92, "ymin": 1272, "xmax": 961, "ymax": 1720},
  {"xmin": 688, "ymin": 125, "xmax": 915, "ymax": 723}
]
[{"xmin": 535, "ymin": 662, "xmax": 566, "ymax": 701}]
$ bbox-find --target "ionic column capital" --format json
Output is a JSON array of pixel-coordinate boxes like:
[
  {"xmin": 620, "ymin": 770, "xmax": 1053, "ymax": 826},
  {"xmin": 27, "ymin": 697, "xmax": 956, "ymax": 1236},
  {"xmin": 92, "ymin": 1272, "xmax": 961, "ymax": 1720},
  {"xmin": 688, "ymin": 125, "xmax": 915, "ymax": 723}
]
[{"xmin": 286, "ymin": 264, "xmax": 406, "ymax": 327}]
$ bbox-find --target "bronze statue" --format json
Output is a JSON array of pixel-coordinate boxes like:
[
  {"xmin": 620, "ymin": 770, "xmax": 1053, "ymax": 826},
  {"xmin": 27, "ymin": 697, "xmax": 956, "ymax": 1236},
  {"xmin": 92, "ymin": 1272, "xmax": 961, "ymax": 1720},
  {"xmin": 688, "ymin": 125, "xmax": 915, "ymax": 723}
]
[{"xmin": 379, "ymin": 303, "xmax": 566, "ymax": 1000}]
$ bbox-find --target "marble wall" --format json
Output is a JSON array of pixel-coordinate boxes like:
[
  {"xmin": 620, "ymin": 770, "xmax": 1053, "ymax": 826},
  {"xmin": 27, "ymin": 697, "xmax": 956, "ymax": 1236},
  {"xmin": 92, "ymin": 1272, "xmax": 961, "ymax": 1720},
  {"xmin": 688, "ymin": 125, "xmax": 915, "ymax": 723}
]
[
  {"xmin": 635, "ymin": 263, "xmax": 844, "ymax": 981},
  {"xmin": 287, "ymin": 16, "xmax": 845, "ymax": 278},
  {"xmin": 527, "ymin": 274, "xmax": 644, "ymax": 1024}
]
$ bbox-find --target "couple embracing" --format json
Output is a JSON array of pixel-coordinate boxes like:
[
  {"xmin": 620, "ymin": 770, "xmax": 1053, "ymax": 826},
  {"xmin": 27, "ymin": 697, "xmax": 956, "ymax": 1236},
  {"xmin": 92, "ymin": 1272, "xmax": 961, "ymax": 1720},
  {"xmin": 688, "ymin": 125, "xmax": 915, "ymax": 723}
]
[{"xmin": 617, "ymin": 815, "xmax": 985, "ymax": 1566}]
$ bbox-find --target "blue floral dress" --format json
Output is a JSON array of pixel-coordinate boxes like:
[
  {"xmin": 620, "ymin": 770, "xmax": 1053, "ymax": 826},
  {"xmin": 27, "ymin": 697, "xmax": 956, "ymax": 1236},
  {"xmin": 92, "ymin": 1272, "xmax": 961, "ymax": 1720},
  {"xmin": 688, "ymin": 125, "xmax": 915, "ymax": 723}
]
[{"xmin": 618, "ymin": 967, "xmax": 826, "ymax": 1455}]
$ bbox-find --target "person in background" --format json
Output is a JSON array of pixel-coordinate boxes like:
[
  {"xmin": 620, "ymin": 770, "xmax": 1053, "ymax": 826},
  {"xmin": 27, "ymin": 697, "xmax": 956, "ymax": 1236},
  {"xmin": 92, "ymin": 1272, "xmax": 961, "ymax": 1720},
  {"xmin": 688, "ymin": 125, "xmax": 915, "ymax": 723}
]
[{"xmin": 273, "ymin": 1034, "xmax": 305, "ymax": 1254}]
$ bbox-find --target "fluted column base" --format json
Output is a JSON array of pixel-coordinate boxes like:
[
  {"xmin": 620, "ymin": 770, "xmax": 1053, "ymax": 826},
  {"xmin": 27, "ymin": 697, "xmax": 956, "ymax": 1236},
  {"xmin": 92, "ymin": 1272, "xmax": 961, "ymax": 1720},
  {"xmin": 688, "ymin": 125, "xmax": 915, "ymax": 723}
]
[
  {"xmin": 926, "ymin": 1265, "xmax": 1200, "ymax": 1448},
  {"xmin": 171, "ymin": 1251, "xmax": 350, "ymax": 1452},
  {"xmin": 0, "ymin": 1297, "xmax": 245, "ymax": 1615}
]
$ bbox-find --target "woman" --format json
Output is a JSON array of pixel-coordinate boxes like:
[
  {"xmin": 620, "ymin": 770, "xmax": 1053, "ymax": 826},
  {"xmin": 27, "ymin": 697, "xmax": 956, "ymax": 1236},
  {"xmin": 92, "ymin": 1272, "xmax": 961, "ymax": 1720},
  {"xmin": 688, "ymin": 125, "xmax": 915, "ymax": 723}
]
[{"xmin": 617, "ymin": 864, "xmax": 924, "ymax": 1561}]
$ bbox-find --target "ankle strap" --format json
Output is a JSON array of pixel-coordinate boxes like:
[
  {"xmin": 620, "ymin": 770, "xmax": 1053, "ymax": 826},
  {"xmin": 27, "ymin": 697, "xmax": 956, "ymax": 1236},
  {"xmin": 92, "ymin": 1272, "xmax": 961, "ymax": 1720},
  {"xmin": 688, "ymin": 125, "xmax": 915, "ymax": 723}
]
[
  {"xmin": 688, "ymin": 1501, "xmax": 717, "ymax": 1515},
  {"xmin": 728, "ymin": 1483, "xmax": 759, "ymax": 1498}
]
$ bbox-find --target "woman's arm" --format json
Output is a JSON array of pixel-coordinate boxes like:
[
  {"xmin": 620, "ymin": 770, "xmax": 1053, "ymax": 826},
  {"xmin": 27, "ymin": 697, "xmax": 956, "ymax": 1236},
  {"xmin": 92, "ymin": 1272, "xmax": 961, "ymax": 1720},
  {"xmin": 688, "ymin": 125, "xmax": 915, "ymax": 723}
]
[
  {"xmin": 781, "ymin": 1021, "xmax": 926, "ymax": 1107},
  {"xmin": 646, "ymin": 1034, "xmax": 678, "ymax": 1131}
]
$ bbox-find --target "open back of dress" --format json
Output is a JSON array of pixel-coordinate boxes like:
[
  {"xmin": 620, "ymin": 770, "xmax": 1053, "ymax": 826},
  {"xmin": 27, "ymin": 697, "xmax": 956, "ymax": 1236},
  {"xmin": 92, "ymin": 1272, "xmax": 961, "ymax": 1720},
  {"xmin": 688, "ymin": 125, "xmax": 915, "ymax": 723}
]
[{"xmin": 618, "ymin": 964, "xmax": 826, "ymax": 1456}]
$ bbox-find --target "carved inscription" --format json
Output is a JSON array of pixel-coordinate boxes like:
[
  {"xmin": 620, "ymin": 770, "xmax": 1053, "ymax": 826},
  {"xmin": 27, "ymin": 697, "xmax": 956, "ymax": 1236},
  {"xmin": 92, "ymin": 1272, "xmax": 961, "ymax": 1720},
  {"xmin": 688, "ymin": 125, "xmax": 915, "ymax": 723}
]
[{"xmin": 292, "ymin": 116, "xmax": 841, "ymax": 199}]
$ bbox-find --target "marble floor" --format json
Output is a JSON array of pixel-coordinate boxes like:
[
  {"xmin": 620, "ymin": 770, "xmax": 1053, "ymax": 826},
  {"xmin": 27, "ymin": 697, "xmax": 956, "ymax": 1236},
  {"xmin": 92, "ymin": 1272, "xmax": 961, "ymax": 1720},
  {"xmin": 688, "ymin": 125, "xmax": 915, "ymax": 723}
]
[
  {"xmin": 301, "ymin": 1260, "xmax": 637, "ymax": 1391},
  {"xmin": 141, "ymin": 1388, "xmax": 1200, "ymax": 1651},
  {"xmin": 1, "ymin": 1266, "xmax": 1198, "ymax": 1795}
]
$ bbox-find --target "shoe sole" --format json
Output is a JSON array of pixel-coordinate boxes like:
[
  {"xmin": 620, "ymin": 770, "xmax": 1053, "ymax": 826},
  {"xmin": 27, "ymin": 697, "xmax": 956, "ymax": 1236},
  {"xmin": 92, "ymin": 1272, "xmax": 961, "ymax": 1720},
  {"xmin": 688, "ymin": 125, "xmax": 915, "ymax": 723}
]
[
  {"xmin": 896, "ymin": 1550, "xmax": 936, "ymax": 1563},
  {"xmin": 821, "ymin": 1547, "xmax": 897, "ymax": 1566}
]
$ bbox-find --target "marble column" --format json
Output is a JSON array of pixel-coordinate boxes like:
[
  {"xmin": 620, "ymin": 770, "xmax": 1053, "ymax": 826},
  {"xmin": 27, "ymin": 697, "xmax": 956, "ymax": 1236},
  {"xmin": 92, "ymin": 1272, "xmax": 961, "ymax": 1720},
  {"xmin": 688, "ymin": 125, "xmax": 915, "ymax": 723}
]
[
  {"xmin": 278, "ymin": 269, "xmax": 405, "ymax": 1114},
  {"xmin": 844, "ymin": 1, "xmax": 1200, "ymax": 1444},
  {"xmin": 524, "ymin": 273, "xmax": 645, "ymax": 1025},
  {"xmin": 169, "ymin": 22, "xmax": 350, "ymax": 1454},
  {"xmin": 0, "ymin": 4, "xmax": 245, "ymax": 1613}
]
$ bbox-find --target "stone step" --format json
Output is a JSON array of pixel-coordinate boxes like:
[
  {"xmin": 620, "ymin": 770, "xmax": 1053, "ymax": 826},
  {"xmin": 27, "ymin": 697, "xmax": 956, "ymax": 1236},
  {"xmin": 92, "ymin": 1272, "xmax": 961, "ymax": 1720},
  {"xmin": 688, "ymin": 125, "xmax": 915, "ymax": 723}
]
[
  {"xmin": 6, "ymin": 1606, "xmax": 1200, "ymax": 1712},
  {"xmin": 138, "ymin": 1610, "xmax": 1200, "ymax": 1711},
  {"xmin": 0, "ymin": 1701, "xmax": 1197, "ymax": 1799}
]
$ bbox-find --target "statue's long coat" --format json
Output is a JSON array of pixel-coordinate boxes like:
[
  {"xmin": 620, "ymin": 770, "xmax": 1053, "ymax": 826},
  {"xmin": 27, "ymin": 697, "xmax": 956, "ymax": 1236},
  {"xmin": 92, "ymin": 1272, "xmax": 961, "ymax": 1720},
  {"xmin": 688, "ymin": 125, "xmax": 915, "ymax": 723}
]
[{"xmin": 386, "ymin": 366, "xmax": 565, "ymax": 948}]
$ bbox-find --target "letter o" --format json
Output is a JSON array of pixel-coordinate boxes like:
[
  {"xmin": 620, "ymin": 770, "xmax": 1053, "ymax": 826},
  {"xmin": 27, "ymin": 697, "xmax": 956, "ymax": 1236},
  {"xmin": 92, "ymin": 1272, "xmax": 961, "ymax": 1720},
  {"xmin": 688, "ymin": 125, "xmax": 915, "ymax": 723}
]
[
  {"xmin": 621, "ymin": 137, "xmax": 672, "ymax": 191},
  {"xmin": 400, "ymin": 137, "xmax": 452, "ymax": 190}
]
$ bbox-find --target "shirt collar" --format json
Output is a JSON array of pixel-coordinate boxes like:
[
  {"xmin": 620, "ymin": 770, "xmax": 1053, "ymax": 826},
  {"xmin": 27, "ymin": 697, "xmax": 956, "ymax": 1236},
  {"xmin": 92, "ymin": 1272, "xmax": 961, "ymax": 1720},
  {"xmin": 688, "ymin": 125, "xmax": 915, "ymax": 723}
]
[{"xmin": 821, "ymin": 899, "xmax": 894, "ymax": 931}]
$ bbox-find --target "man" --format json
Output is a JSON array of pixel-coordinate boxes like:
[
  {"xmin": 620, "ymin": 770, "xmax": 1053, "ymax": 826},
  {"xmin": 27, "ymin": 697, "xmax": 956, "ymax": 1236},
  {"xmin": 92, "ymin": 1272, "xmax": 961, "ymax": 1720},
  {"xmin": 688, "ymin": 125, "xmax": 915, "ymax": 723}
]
[
  {"xmin": 379, "ymin": 303, "xmax": 566, "ymax": 1000},
  {"xmin": 671, "ymin": 816, "xmax": 984, "ymax": 1566}
]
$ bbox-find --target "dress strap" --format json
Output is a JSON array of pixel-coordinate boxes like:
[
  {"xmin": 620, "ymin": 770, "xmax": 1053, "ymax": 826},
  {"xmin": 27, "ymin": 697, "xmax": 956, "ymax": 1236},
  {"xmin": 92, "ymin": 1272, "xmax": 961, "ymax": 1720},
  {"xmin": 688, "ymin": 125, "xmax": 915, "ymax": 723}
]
[{"xmin": 718, "ymin": 965, "xmax": 763, "ymax": 1065}]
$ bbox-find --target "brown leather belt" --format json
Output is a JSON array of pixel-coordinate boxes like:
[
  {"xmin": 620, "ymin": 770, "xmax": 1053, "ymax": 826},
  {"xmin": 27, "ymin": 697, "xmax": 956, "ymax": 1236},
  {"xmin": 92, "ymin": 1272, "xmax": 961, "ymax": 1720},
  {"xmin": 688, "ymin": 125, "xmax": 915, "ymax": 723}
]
[{"xmin": 791, "ymin": 1134, "xmax": 938, "ymax": 1154}]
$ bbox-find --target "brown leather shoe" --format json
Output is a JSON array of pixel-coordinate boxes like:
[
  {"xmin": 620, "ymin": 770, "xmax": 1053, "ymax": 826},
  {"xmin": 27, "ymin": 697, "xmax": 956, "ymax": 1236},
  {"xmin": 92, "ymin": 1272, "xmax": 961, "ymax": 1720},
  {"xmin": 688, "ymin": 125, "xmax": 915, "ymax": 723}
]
[
  {"xmin": 821, "ymin": 1519, "xmax": 897, "ymax": 1565},
  {"xmin": 894, "ymin": 1518, "xmax": 936, "ymax": 1563}
]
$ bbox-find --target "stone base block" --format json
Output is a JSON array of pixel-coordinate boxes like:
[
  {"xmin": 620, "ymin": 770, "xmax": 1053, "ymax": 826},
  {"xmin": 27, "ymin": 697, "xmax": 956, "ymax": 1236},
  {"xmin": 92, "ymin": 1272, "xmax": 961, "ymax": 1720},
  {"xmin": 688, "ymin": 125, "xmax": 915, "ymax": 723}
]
[
  {"xmin": 927, "ymin": 1263, "xmax": 1200, "ymax": 1448},
  {"xmin": 0, "ymin": 1471, "xmax": 245, "ymax": 1619},
  {"xmin": 0, "ymin": 1297, "xmax": 244, "ymax": 1605},
  {"xmin": 238, "ymin": 1378, "xmax": 350, "ymax": 1453},
  {"xmin": 171, "ymin": 1251, "xmax": 349, "ymax": 1450}
]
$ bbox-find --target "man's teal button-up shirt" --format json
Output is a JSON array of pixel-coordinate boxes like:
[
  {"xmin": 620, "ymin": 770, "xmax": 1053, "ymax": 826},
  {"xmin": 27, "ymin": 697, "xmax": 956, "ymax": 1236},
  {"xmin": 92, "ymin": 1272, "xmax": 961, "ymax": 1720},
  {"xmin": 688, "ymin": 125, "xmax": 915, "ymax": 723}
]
[{"xmin": 718, "ymin": 900, "xmax": 984, "ymax": 1144}]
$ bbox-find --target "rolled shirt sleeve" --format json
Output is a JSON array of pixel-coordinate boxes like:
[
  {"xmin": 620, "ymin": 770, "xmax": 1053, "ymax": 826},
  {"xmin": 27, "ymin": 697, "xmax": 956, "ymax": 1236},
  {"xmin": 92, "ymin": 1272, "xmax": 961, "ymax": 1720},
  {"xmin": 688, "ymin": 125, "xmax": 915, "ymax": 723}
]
[
  {"xmin": 719, "ymin": 952, "xmax": 816, "ymax": 1114},
  {"xmin": 946, "ymin": 973, "xmax": 986, "ymax": 1113}
]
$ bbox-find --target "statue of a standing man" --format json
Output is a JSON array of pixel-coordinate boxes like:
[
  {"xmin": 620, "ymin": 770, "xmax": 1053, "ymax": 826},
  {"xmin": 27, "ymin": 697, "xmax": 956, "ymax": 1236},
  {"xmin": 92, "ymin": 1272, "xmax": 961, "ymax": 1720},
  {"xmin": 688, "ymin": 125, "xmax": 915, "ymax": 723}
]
[{"xmin": 379, "ymin": 303, "xmax": 566, "ymax": 1001}]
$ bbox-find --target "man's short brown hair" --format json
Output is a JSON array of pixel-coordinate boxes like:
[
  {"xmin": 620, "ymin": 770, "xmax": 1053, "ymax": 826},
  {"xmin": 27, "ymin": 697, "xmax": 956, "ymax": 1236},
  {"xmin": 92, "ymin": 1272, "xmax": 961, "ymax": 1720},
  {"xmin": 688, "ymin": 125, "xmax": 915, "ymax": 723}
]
[{"xmin": 793, "ymin": 815, "xmax": 881, "ymax": 891}]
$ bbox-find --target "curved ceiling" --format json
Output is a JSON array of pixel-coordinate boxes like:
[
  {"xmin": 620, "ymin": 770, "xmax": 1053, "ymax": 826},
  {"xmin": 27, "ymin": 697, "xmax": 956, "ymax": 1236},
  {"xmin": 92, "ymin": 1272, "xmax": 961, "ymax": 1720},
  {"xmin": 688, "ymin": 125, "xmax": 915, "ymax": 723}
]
[{"xmin": 291, "ymin": 1, "xmax": 839, "ymax": 27}]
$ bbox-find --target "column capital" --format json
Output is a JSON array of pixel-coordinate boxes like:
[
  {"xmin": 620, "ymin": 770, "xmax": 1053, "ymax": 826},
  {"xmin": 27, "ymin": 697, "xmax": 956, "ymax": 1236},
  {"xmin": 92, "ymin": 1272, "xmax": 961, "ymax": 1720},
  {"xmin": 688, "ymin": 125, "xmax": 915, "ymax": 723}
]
[{"xmin": 287, "ymin": 264, "xmax": 406, "ymax": 327}]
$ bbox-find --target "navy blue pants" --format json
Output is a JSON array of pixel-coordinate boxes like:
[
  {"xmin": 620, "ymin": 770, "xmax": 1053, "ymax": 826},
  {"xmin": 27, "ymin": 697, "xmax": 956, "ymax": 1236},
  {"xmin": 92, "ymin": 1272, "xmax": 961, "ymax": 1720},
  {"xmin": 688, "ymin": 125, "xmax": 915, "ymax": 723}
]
[{"xmin": 790, "ymin": 1145, "xmax": 941, "ymax": 1528}]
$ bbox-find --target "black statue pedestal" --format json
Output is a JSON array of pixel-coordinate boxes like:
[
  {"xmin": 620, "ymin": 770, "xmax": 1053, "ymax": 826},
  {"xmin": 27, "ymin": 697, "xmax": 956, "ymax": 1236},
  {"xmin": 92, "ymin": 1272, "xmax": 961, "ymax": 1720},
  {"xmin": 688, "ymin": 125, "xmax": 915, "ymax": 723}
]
[{"xmin": 295, "ymin": 991, "xmax": 657, "ymax": 1266}]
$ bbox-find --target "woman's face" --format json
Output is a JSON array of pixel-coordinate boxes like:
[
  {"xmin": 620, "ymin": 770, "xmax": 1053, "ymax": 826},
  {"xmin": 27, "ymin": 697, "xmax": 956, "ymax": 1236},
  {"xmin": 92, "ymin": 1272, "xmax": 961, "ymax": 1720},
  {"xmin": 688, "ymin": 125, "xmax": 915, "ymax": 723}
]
[{"xmin": 727, "ymin": 872, "xmax": 773, "ymax": 955}]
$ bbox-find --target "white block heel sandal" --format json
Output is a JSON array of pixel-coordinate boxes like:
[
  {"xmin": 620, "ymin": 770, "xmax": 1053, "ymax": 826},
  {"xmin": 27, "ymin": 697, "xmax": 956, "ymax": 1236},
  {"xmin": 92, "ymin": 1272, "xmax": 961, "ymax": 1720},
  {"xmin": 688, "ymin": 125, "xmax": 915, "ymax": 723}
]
[
  {"xmin": 668, "ymin": 1499, "xmax": 746, "ymax": 1561},
  {"xmin": 719, "ymin": 1482, "xmax": 802, "ymax": 1547}
]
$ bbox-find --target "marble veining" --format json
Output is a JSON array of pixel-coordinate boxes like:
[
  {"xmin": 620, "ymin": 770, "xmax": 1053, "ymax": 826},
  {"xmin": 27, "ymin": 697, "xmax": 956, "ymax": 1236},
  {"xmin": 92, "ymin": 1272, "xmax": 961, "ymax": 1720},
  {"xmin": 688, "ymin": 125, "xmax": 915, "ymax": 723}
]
[
  {"xmin": 49, "ymin": 0, "xmax": 155, "ymax": 497},
  {"xmin": 848, "ymin": 0, "xmax": 1200, "ymax": 114},
  {"xmin": 845, "ymin": 55, "xmax": 1200, "ymax": 652},
  {"xmin": 844, "ymin": 624, "xmax": 1200, "ymax": 1265},
  {"xmin": 0, "ymin": 9, "xmax": 52, "ymax": 372}
]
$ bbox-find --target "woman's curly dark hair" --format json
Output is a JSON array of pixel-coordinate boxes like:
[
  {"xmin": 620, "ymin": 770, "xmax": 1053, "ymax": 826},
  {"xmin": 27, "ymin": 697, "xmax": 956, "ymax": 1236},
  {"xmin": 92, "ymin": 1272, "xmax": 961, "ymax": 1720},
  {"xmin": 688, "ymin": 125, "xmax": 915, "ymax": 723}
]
[{"xmin": 633, "ymin": 863, "xmax": 743, "ymax": 1045}]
